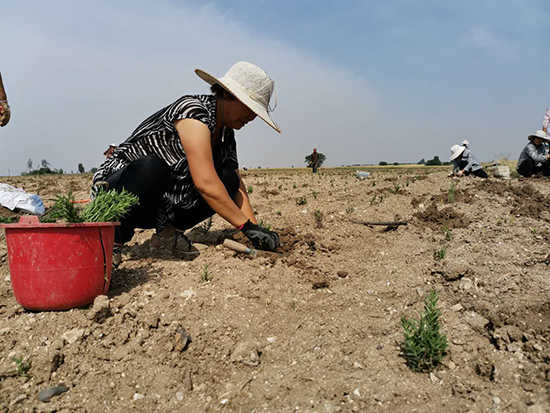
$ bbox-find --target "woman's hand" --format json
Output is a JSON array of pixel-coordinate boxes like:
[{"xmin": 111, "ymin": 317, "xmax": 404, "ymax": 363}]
[{"xmin": 240, "ymin": 220, "xmax": 281, "ymax": 251}]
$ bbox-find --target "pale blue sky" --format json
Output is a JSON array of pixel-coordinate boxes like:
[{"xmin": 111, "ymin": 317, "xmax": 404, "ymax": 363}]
[{"xmin": 1, "ymin": 0, "xmax": 548, "ymax": 174}]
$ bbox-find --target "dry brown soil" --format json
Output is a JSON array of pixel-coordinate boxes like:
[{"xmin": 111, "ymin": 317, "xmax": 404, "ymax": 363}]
[{"xmin": 1, "ymin": 168, "xmax": 549, "ymax": 412}]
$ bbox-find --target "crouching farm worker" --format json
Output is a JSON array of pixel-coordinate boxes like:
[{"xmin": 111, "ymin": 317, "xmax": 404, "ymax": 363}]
[
  {"xmin": 91, "ymin": 62, "xmax": 281, "ymax": 265},
  {"xmin": 516, "ymin": 130, "xmax": 550, "ymax": 178},
  {"xmin": 450, "ymin": 144, "xmax": 488, "ymax": 178}
]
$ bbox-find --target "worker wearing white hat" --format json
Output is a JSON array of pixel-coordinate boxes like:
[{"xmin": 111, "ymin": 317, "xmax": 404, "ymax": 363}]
[
  {"xmin": 450, "ymin": 144, "xmax": 487, "ymax": 178},
  {"xmin": 517, "ymin": 130, "xmax": 550, "ymax": 177},
  {"xmin": 92, "ymin": 62, "xmax": 281, "ymax": 266}
]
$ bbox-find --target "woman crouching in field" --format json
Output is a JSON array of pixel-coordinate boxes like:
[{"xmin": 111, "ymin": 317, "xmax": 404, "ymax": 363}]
[
  {"xmin": 516, "ymin": 130, "xmax": 550, "ymax": 178},
  {"xmin": 92, "ymin": 62, "xmax": 281, "ymax": 265},
  {"xmin": 449, "ymin": 144, "xmax": 488, "ymax": 178}
]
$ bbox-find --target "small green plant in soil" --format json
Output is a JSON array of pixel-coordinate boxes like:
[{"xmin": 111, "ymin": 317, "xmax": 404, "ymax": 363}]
[
  {"xmin": 433, "ymin": 247, "xmax": 446, "ymax": 261},
  {"xmin": 372, "ymin": 181, "xmax": 376, "ymax": 187},
  {"xmin": 346, "ymin": 206, "xmax": 355, "ymax": 214},
  {"xmin": 247, "ymin": 185, "xmax": 253, "ymax": 194},
  {"xmin": 12, "ymin": 355, "xmax": 31, "ymax": 376},
  {"xmin": 446, "ymin": 181, "xmax": 456, "ymax": 204},
  {"xmin": 406, "ymin": 180, "xmax": 410, "ymax": 187},
  {"xmin": 312, "ymin": 190, "xmax": 318, "ymax": 199},
  {"xmin": 313, "ymin": 210, "xmax": 323, "ymax": 228},
  {"xmin": 390, "ymin": 184, "xmax": 401, "ymax": 194},
  {"xmin": 401, "ymin": 289, "xmax": 448, "ymax": 372},
  {"xmin": 278, "ymin": 184, "xmax": 283, "ymax": 190},
  {"xmin": 199, "ymin": 216, "xmax": 213, "ymax": 234},
  {"xmin": 276, "ymin": 211, "xmax": 282, "ymax": 216},
  {"xmin": 293, "ymin": 184, "xmax": 297, "ymax": 189},
  {"xmin": 296, "ymin": 196, "xmax": 307, "ymax": 206},
  {"xmin": 369, "ymin": 194, "xmax": 377, "ymax": 206},
  {"xmin": 444, "ymin": 226, "xmax": 452, "ymax": 241},
  {"xmin": 201, "ymin": 263, "xmax": 211, "ymax": 282}
]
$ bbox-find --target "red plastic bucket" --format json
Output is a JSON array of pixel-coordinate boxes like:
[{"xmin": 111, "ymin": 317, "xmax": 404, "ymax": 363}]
[{"xmin": 0, "ymin": 216, "xmax": 119, "ymax": 311}]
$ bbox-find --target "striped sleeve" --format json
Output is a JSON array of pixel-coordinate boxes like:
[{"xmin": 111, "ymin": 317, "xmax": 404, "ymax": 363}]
[{"xmin": 167, "ymin": 97, "xmax": 213, "ymax": 132}]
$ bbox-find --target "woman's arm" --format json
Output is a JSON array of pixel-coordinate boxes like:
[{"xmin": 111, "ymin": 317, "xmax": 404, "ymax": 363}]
[
  {"xmin": 175, "ymin": 118, "xmax": 248, "ymax": 228},
  {"xmin": 233, "ymin": 169, "xmax": 258, "ymax": 224}
]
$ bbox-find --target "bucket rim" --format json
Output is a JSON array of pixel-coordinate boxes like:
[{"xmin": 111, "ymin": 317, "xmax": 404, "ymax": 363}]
[{"xmin": 0, "ymin": 215, "xmax": 120, "ymax": 229}]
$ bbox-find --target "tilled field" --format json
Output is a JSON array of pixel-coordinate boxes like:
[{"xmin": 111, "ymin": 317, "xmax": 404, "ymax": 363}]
[{"xmin": 0, "ymin": 168, "xmax": 549, "ymax": 412}]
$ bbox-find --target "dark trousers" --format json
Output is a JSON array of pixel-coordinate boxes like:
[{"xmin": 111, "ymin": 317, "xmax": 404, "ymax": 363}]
[
  {"xmin": 517, "ymin": 159, "xmax": 550, "ymax": 178},
  {"xmin": 312, "ymin": 163, "xmax": 318, "ymax": 173},
  {"xmin": 105, "ymin": 155, "xmax": 240, "ymax": 244},
  {"xmin": 458, "ymin": 161, "xmax": 488, "ymax": 178}
]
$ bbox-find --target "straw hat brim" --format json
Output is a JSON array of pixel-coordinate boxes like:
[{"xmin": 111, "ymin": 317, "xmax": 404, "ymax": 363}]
[
  {"xmin": 195, "ymin": 69, "xmax": 281, "ymax": 133},
  {"xmin": 528, "ymin": 134, "xmax": 550, "ymax": 142},
  {"xmin": 450, "ymin": 146, "xmax": 466, "ymax": 160}
]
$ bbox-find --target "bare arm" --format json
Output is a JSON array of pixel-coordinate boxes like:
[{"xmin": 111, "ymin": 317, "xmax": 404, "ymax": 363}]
[
  {"xmin": 233, "ymin": 169, "xmax": 257, "ymax": 224},
  {"xmin": 175, "ymin": 118, "xmax": 248, "ymax": 228}
]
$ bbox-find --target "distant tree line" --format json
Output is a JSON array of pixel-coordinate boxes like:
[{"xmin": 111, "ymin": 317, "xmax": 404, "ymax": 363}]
[
  {"xmin": 22, "ymin": 158, "xmax": 98, "ymax": 176},
  {"xmin": 378, "ymin": 156, "xmax": 451, "ymax": 166}
]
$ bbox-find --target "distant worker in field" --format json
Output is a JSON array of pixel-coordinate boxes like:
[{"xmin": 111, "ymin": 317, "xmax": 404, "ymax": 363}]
[
  {"xmin": 103, "ymin": 143, "xmax": 117, "ymax": 158},
  {"xmin": 516, "ymin": 130, "xmax": 550, "ymax": 177},
  {"xmin": 0, "ymin": 72, "xmax": 11, "ymax": 127},
  {"xmin": 450, "ymin": 144, "xmax": 488, "ymax": 178},
  {"xmin": 305, "ymin": 148, "xmax": 326, "ymax": 173},
  {"xmin": 92, "ymin": 62, "xmax": 281, "ymax": 265},
  {"xmin": 310, "ymin": 148, "xmax": 319, "ymax": 173},
  {"xmin": 542, "ymin": 106, "xmax": 550, "ymax": 133}
]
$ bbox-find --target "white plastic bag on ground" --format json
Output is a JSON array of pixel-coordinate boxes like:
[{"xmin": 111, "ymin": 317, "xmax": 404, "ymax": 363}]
[
  {"xmin": 492, "ymin": 166, "xmax": 510, "ymax": 180},
  {"xmin": 0, "ymin": 184, "xmax": 45, "ymax": 215},
  {"xmin": 356, "ymin": 171, "xmax": 371, "ymax": 180}
]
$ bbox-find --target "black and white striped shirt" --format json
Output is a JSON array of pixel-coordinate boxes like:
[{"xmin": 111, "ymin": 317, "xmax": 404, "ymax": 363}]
[{"xmin": 92, "ymin": 94, "xmax": 238, "ymax": 230}]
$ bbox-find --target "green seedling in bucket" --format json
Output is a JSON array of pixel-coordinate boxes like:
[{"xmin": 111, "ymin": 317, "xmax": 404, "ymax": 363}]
[{"xmin": 45, "ymin": 189, "xmax": 139, "ymax": 223}]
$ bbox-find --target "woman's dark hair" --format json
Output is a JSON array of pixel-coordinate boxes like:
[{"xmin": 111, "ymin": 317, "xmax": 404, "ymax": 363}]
[{"xmin": 211, "ymin": 83, "xmax": 236, "ymax": 100}]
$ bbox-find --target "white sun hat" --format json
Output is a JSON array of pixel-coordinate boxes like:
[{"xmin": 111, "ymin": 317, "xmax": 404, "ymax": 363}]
[
  {"xmin": 461, "ymin": 140, "xmax": 469, "ymax": 146},
  {"xmin": 528, "ymin": 130, "xmax": 550, "ymax": 142},
  {"xmin": 450, "ymin": 144, "xmax": 466, "ymax": 160},
  {"xmin": 195, "ymin": 62, "xmax": 280, "ymax": 133},
  {"xmin": 109, "ymin": 143, "xmax": 117, "ymax": 147}
]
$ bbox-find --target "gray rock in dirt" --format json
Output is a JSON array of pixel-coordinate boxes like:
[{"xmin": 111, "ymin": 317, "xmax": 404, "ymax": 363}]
[
  {"xmin": 37, "ymin": 384, "xmax": 69, "ymax": 402},
  {"xmin": 231, "ymin": 341, "xmax": 261, "ymax": 366},
  {"xmin": 174, "ymin": 325, "xmax": 191, "ymax": 352},
  {"xmin": 459, "ymin": 278, "xmax": 473, "ymax": 291},
  {"xmin": 88, "ymin": 295, "xmax": 112, "ymax": 323},
  {"xmin": 450, "ymin": 304, "xmax": 463, "ymax": 312},
  {"xmin": 61, "ymin": 328, "xmax": 86, "ymax": 345}
]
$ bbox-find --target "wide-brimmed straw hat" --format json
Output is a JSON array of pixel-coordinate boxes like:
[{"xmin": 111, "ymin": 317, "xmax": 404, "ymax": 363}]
[
  {"xmin": 450, "ymin": 144, "xmax": 466, "ymax": 160},
  {"xmin": 528, "ymin": 130, "xmax": 550, "ymax": 142},
  {"xmin": 195, "ymin": 62, "xmax": 280, "ymax": 133}
]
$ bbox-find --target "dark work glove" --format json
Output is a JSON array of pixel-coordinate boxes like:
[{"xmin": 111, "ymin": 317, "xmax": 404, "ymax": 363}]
[{"xmin": 240, "ymin": 220, "xmax": 281, "ymax": 251}]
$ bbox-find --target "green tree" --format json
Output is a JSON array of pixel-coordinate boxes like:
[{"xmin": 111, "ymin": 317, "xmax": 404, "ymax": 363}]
[
  {"xmin": 379, "ymin": 161, "xmax": 388, "ymax": 166},
  {"xmin": 425, "ymin": 156, "xmax": 442, "ymax": 166},
  {"xmin": 305, "ymin": 152, "xmax": 326, "ymax": 168},
  {"xmin": 78, "ymin": 163, "xmax": 85, "ymax": 174}
]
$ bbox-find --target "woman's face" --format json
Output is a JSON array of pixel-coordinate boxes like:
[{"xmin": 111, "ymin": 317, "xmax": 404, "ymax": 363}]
[
  {"xmin": 533, "ymin": 137, "xmax": 543, "ymax": 146},
  {"xmin": 223, "ymin": 99, "xmax": 257, "ymax": 130}
]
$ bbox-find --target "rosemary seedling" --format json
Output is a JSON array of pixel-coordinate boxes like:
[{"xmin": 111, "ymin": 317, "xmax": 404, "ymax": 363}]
[{"xmin": 401, "ymin": 289, "xmax": 448, "ymax": 372}]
